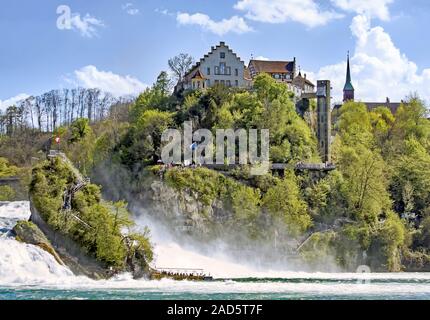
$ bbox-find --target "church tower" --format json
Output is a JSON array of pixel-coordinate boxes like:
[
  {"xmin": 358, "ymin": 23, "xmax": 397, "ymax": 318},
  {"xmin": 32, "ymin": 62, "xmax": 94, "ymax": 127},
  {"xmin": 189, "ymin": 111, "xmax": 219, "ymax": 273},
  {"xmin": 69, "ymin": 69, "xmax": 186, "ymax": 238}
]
[{"xmin": 343, "ymin": 52, "xmax": 354, "ymax": 102}]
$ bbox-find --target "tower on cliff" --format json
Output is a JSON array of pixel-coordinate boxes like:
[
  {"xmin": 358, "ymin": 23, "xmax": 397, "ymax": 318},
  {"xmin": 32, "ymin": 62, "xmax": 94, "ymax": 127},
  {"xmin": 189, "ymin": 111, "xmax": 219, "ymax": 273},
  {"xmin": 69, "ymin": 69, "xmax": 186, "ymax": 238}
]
[
  {"xmin": 343, "ymin": 52, "xmax": 354, "ymax": 102},
  {"xmin": 316, "ymin": 80, "xmax": 332, "ymax": 163}
]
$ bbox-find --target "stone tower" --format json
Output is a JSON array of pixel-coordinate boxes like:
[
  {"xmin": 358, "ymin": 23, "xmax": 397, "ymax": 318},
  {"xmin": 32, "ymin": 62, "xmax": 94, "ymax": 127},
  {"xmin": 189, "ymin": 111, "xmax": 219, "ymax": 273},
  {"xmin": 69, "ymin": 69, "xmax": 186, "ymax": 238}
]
[
  {"xmin": 343, "ymin": 52, "xmax": 354, "ymax": 102},
  {"xmin": 316, "ymin": 80, "xmax": 331, "ymax": 163}
]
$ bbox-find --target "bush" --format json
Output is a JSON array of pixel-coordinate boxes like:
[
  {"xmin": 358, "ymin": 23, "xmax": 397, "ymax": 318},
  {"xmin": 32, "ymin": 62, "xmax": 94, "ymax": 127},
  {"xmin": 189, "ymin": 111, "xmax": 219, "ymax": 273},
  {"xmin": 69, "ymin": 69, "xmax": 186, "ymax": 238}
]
[
  {"xmin": 0, "ymin": 185, "xmax": 15, "ymax": 201},
  {"xmin": 0, "ymin": 157, "xmax": 18, "ymax": 177},
  {"xmin": 262, "ymin": 171, "xmax": 312, "ymax": 236},
  {"xmin": 30, "ymin": 158, "xmax": 153, "ymax": 268},
  {"xmin": 164, "ymin": 167, "xmax": 262, "ymax": 233}
]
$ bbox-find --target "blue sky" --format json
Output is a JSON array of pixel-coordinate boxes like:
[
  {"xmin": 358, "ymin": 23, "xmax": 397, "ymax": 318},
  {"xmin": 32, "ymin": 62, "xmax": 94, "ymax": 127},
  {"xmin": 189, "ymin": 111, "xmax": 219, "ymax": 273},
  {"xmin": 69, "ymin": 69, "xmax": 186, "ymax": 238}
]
[{"xmin": 1, "ymin": 0, "xmax": 430, "ymax": 109}]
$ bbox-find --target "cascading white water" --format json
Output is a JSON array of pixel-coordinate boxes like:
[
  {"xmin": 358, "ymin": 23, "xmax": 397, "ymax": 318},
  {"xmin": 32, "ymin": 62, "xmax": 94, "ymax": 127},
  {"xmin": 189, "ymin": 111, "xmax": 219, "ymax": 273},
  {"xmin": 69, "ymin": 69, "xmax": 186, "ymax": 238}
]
[
  {"xmin": 0, "ymin": 202, "xmax": 76, "ymax": 286},
  {"xmin": 0, "ymin": 200, "xmax": 261, "ymax": 287},
  {"xmin": 2, "ymin": 201, "xmax": 430, "ymax": 300},
  {"xmin": 133, "ymin": 213, "xmax": 267, "ymax": 278}
]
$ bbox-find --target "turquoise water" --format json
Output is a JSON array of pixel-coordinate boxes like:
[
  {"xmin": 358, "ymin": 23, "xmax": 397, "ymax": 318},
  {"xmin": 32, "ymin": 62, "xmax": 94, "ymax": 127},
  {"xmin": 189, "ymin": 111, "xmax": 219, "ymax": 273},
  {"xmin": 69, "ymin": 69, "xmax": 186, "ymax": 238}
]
[
  {"xmin": 2, "ymin": 202, "xmax": 430, "ymax": 301},
  {"xmin": 2, "ymin": 276, "xmax": 430, "ymax": 300}
]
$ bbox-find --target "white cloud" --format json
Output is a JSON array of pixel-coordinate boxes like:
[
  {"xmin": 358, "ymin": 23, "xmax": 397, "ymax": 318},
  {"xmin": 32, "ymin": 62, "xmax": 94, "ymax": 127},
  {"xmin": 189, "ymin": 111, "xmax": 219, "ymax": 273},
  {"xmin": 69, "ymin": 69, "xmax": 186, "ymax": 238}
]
[
  {"xmin": 66, "ymin": 13, "xmax": 104, "ymax": 38},
  {"xmin": 177, "ymin": 12, "xmax": 253, "ymax": 36},
  {"xmin": 308, "ymin": 14, "xmax": 430, "ymax": 103},
  {"xmin": 73, "ymin": 65, "xmax": 148, "ymax": 97},
  {"xmin": 331, "ymin": 0, "xmax": 393, "ymax": 20},
  {"xmin": 156, "ymin": 8, "xmax": 171, "ymax": 16},
  {"xmin": 0, "ymin": 93, "xmax": 30, "ymax": 112},
  {"xmin": 254, "ymin": 56, "xmax": 269, "ymax": 61},
  {"xmin": 234, "ymin": 0, "xmax": 344, "ymax": 28},
  {"xmin": 122, "ymin": 3, "xmax": 140, "ymax": 16}
]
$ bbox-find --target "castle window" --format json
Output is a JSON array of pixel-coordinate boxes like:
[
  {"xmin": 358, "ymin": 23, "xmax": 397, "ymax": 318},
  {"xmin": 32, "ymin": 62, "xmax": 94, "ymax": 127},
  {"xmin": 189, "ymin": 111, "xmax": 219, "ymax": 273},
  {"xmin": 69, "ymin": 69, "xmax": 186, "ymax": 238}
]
[
  {"xmin": 220, "ymin": 63, "xmax": 226, "ymax": 75},
  {"xmin": 215, "ymin": 66, "xmax": 219, "ymax": 75},
  {"xmin": 235, "ymin": 80, "xmax": 239, "ymax": 87},
  {"xmin": 220, "ymin": 52, "xmax": 226, "ymax": 59},
  {"xmin": 226, "ymin": 80, "xmax": 231, "ymax": 87},
  {"xmin": 235, "ymin": 68, "xmax": 239, "ymax": 76},
  {"xmin": 207, "ymin": 67, "xmax": 211, "ymax": 75}
]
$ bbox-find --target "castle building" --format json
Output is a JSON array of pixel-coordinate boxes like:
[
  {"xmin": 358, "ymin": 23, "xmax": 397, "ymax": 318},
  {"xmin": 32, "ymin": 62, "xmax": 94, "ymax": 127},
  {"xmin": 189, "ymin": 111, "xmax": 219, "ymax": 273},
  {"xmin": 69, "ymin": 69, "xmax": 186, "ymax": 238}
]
[
  {"xmin": 177, "ymin": 42, "xmax": 252, "ymax": 91},
  {"xmin": 248, "ymin": 59, "xmax": 315, "ymax": 98},
  {"xmin": 176, "ymin": 42, "xmax": 315, "ymax": 98},
  {"xmin": 292, "ymin": 72, "xmax": 316, "ymax": 97}
]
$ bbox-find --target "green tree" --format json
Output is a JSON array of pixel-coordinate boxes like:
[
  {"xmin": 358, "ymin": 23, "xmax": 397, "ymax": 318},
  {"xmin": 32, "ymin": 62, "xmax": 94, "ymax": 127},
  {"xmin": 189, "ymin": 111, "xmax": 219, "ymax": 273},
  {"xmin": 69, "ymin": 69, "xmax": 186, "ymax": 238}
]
[
  {"xmin": 0, "ymin": 186, "xmax": 15, "ymax": 201},
  {"xmin": 111, "ymin": 200, "xmax": 133, "ymax": 232},
  {"xmin": 336, "ymin": 101, "xmax": 374, "ymax": 147},
  {"xmin": 369, "ymin": 106, "xmax": 395, "ymax": 151},
  {"xmin": 262, "ymin": 171, "xmax": 312, "ymax": 236},
  {"xmin": 69, "ymin": 118, "xmax": 91, "ymax": 143},
  {"xmin": 154, "ymin": 71, "xmax": 172, "ymax": 96},
  {"xmin": 391, "ymin": 138, "xmax": 430, "ymax": 214},
  {"xmin": 392, "ymin": 98, "xmax": 430, "ymax": 149},
  {"xmin": 336, "ymin": 144, "xmax": 390, "ymax": 222},
  {"xmin": 134, "ymin": 109, "xmax": 174, "ymax": 163},
  {"xmin": 0, "ymin": 157, "xmax": 18, "ymax": 177}
]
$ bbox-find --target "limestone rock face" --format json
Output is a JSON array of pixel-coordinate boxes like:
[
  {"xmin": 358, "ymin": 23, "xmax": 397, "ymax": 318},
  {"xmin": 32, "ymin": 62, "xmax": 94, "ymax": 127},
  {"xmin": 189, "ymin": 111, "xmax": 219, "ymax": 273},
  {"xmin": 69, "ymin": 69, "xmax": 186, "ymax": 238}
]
[
  {"xmin": 137, "ymin": 179, "xmax": 232, "ymax": 236},
  {"xmin": 127, "ymin": 248, "xmax": 152, "ymax": 280},
  {"xmin": 13, "ymin": 220, "xmax": 64, "ymax": 265}
]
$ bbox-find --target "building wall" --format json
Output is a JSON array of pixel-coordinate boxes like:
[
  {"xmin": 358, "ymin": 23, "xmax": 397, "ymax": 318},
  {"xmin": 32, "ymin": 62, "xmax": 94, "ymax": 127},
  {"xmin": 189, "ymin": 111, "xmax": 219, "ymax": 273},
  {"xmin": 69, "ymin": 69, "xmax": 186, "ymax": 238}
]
[{"xmin": 184, "ymin": 44, "xmax": 250, "ymax": 90}]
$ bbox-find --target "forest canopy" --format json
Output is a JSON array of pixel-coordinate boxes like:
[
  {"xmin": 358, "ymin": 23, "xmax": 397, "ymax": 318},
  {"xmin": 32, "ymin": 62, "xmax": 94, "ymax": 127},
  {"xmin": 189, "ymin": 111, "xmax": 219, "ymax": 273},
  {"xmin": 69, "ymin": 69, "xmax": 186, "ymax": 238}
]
[{"xmin": 1, "ymin": 70, "xmax": 430, "ymax": 272}]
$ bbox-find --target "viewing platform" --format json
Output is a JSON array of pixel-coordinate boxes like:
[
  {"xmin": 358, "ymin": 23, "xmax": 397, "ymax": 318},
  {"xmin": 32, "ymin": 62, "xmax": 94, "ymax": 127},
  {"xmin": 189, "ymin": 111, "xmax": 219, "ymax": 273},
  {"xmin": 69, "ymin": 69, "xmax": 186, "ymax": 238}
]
[
  {"xmin": 202, "ymin": 162, "xmax": 336, "ymax": 172},
  {"xmin": 0, "ymin": 177, "xmax": 20, "ymax": 183},
  {"xmin": 150, "ymin": 267, "xmax": 213, "ymax": 281}
]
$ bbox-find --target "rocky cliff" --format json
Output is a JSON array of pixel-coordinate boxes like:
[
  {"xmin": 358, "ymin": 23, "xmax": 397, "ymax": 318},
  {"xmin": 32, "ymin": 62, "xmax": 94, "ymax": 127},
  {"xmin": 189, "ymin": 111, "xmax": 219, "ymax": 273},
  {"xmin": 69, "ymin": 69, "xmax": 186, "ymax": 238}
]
[
  {"xmin": 131, "ymin": 178, "xmax": 231, "ymax": 238},
  {"xmin": 27, "ymin": 200, "xmax": 112, "ymax": 280}
]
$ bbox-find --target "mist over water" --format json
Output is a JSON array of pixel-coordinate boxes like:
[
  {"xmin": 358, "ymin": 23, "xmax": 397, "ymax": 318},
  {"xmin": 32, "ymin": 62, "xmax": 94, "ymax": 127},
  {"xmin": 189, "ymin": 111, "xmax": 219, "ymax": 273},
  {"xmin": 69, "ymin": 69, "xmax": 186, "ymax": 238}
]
[
  {"xmin": 1, "ymin": 201, "xmax": 430, "ymax": 300},
  {"xmin": 133, "ymin": 210, "xmax": 259, "ymax": 279}
]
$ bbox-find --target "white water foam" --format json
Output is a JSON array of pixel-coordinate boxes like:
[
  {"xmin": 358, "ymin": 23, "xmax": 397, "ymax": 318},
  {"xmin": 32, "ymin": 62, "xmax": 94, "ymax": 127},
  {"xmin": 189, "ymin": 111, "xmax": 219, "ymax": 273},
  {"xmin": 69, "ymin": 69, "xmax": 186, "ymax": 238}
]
[
  {"xmin": 133, "ymin": 213, "xmax": 430, "ymax": 281},
  {"xmin": 1, "ymin": 201, "xmax": 430, "ymax": 299},
  {"xmin": 0, "ymin": 202, "xmax": 79, "ymax": 286}
]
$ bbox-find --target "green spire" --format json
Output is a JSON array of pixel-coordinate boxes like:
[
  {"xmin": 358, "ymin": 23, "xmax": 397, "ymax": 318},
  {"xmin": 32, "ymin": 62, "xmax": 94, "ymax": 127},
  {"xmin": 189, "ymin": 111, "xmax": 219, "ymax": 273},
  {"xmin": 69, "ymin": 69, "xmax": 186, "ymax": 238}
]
[{"xmin": 344, "ymin": 52, "xmax": 354, "ymax": 91}]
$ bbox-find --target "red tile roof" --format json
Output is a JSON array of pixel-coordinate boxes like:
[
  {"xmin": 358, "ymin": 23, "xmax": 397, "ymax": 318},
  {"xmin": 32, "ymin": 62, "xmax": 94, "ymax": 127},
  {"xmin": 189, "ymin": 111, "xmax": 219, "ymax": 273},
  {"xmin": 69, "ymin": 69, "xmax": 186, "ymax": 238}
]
[
  {"xmin": 249, "ymin": 60, "xmax": 295, "ymax": 75},
  {"xmin": 292, "ymin": 73, "xmax": 315, "ymax": 88},
  {"xmin": 244, "ymin": 67, "xmax": 252, "ymax": 81}
]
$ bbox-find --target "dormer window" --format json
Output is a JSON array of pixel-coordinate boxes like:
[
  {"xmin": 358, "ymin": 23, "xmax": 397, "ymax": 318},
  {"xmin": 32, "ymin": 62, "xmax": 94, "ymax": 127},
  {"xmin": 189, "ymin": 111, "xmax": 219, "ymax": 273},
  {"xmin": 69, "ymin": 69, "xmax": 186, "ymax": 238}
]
[{"xmin": 220, "ymin": 52, "xmax": 226, "ymax": 59}]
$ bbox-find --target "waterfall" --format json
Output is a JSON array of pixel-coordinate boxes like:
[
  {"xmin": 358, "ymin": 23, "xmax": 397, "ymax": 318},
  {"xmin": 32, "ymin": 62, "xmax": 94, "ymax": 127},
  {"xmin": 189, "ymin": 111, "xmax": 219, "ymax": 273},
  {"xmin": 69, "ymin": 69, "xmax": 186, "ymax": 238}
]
[
  {"xmin": 2, "ymin": 201, "xmax": 430, "ymax": 300},
  {"xmin": 0, "ymin": 202, "xmax": 75, "ymax": 286},
  {"xmin": 133, "ymin": 210, "xmax": 294, "ymax": 279}
]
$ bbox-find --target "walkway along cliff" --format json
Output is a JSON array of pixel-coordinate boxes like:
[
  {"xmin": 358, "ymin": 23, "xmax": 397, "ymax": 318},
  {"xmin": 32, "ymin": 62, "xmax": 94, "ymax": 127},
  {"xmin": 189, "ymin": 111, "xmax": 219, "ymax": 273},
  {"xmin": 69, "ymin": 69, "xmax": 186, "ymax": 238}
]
[{"xmin": 21, "ymin": 151, "xmax": 153, "ymax": 280}]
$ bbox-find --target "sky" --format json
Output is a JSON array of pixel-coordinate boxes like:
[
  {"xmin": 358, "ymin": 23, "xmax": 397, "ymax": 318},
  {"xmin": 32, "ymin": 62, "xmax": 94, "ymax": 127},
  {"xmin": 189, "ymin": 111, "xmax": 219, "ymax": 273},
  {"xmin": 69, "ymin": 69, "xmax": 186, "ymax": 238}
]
[{"xmin": 1, "ymin": 0, "xmax": 430, "ymax": 111}]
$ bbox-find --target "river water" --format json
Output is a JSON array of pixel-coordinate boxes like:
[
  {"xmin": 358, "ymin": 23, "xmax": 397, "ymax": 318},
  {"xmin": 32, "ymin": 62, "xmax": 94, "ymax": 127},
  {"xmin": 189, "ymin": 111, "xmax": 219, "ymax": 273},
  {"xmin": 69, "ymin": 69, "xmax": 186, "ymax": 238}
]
[{"xmin": 1, "ymin": 201, "xmax": 430, "ymax": 300}]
